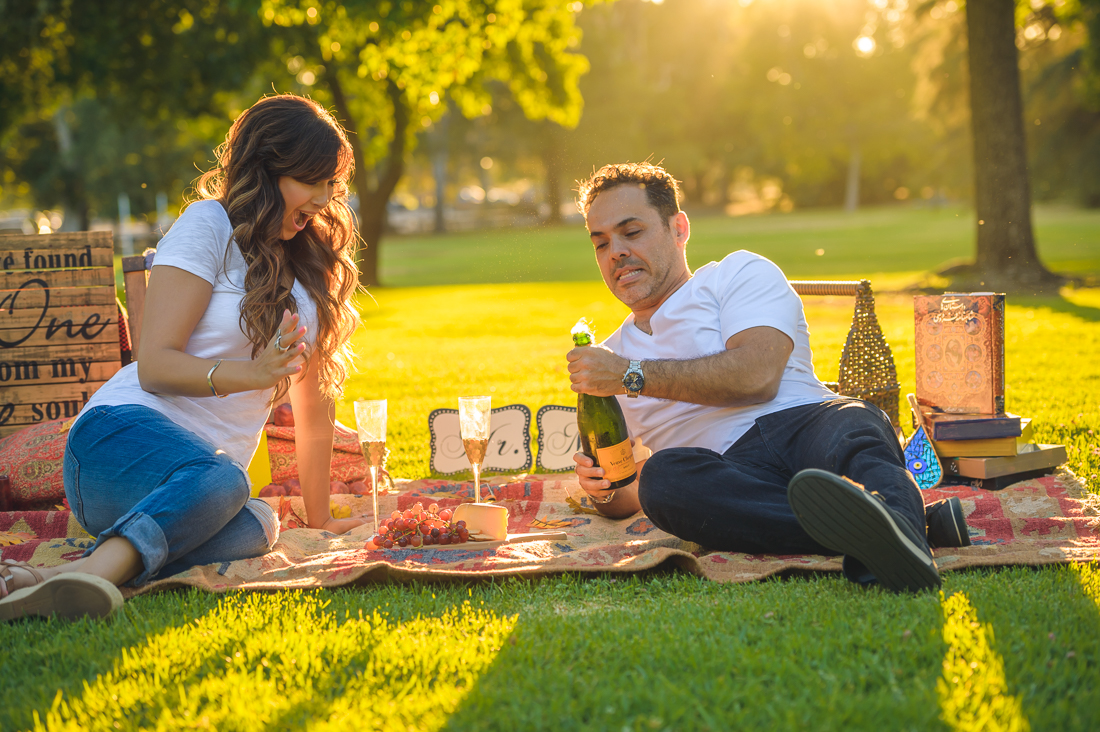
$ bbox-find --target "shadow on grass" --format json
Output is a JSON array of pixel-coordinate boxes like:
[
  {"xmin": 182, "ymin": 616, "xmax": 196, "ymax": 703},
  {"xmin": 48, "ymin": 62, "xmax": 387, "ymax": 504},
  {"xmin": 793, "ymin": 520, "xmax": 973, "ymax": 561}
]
[
  {"xmin": 905, "ymin": 286, "xmax": 1100, "ymax": 322},
  {"xmin": 442, "ymin": 573, "xmax": 950, "ymax": 732},
  {"xmin": 1022, "ymin": 293, "xmax": 1100, "ymax": 323}
]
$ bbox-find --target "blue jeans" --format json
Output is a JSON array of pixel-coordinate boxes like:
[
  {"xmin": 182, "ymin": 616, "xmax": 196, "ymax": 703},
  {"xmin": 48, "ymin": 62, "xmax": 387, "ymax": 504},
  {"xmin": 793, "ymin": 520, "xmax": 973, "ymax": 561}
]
[
  {"xmin": 63, "ymin": 405, "xmax": 279, "ymax": 586},
  {"xmin": 638, "ymin": 398, "xmax": 927, "ymax": 555}
]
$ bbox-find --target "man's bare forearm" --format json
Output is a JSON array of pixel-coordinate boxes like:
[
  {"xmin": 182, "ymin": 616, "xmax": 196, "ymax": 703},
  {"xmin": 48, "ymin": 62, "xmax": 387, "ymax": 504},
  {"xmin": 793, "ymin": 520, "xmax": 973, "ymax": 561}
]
[
  {"xmin": 642, "ymin": 346, "xmax": 784, "ymax": 407},
  {"xmin": 568, "ymin": 326, "xmax": 793, "ymax": 408}
]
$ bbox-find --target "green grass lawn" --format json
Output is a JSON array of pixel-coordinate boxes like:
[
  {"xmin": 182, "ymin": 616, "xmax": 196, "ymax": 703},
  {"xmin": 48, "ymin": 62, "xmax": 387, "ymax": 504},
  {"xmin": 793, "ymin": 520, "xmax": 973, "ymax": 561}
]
[
  {"xmin": 4, "ymin": 568, "xmax": 1099, "ymax": 730},
  {"xmin": 11, "ymin": 204, "xmax": 1100, "ymax": 731},
  {"xmin": 379, "ymin": 203, "xmax": 1100, "ymax": 290}
]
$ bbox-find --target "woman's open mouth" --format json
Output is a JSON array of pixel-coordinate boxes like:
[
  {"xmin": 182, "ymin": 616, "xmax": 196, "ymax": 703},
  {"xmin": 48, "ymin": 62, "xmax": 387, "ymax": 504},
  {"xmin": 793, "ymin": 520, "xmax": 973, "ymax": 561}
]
[{"xmin": 292, "ymin": 210, "xmax": 314, "ymax": 231}]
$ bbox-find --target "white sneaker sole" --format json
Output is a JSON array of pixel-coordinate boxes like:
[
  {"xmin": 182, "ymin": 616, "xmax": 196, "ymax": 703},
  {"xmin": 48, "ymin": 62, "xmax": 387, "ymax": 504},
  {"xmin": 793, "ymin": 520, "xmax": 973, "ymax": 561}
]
[
  {"xmin": 0, "ymin": 572, "xmax": 124, "ymax": 622},
  {"xmin": 788, "ymin": 469, "xmax": 941, "ymax": 593}
]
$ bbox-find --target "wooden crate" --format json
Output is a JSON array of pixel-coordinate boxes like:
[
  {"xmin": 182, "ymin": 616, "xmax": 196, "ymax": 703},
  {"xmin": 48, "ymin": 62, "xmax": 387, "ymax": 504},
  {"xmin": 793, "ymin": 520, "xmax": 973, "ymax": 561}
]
[{"xmin": 0, "ymin": 232, "xmax": 121, "ymax": 437}]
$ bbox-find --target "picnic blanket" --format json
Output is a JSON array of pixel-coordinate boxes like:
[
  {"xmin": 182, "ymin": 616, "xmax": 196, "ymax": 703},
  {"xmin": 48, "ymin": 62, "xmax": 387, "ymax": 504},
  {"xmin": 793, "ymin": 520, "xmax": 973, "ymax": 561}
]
[{"xmin": 2, "ymin": 471, "xmax": 1097, "ymax": 596}]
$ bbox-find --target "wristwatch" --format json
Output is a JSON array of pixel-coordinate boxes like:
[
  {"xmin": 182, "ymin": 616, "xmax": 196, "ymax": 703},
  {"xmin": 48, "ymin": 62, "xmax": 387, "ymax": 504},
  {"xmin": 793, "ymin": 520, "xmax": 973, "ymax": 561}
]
[{"xmin": 623, "ymin": 360, "xmax": 645, "ymax": 398}]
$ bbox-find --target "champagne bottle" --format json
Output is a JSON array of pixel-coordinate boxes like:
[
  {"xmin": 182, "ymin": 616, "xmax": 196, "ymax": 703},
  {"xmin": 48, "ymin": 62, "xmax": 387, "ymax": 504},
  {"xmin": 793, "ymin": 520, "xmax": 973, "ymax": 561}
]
[{"xmin": 571, "ymin": 318, "xmax": 638, "ymax": 490}]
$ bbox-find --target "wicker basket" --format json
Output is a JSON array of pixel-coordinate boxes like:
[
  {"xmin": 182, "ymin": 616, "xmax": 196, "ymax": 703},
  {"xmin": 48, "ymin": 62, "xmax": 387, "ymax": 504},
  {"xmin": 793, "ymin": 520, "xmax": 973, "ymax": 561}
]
[{"xmin": 790, "ymin": 280, "xmax": 900, "ymax": 429}]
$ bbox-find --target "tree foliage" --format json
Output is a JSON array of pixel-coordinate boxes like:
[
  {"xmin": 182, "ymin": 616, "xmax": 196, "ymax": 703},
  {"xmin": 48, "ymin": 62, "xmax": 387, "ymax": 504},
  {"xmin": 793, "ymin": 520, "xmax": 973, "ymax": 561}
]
[
  {"xmin": 1, "ymin": 0, "xmax": 593, "ymax": 285},
  {"xmin": 0, "ymin": 0, "xmax": 273, "ymax": 134},
  {"xmin": 569, "ymin": 0, "xmax": 935, "ymax": 213},
  {"xmin": 256, "ymin": 0, "xmax": 591, "ymax": 284},
  {"xmin": 0, "ymin": 1, "xmax": 67, "ymax": 136},
  {"xmin": 0, "ymin": 0, "xmax": 272, "ymax": 224},
  {"xmin": 4, "ymin": 98, "xmax": 225, "ymax": 230},
  {"xmin": 912, "ymin": 0, "xmax": 1100, "ymax": 207},
  {"xmin": 5, "ymin": 0, "xmax": 1100, "ymax": 289},
  {"xmin": 904, "ymin": 0, "xmax": 1100, "ymax": 287}
]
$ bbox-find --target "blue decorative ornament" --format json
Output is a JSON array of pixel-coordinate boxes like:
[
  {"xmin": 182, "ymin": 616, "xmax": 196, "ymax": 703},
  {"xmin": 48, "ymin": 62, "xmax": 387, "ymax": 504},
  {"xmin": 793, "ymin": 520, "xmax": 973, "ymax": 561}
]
[{"xmin": 904, "ymin": 425, "xmax": 942, "ymax": 491}]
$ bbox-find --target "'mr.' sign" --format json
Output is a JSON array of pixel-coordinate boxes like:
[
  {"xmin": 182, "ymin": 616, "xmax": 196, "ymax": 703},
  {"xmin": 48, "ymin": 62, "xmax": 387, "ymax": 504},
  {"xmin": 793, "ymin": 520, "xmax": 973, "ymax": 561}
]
[{"xmin": 0, "ymin": 231, "xmax": 121, "ymax": 437}]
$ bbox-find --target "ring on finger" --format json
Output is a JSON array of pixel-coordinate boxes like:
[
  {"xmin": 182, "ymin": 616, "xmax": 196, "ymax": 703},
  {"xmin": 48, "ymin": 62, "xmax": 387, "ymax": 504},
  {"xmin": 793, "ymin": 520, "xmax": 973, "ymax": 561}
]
[{"xmin": 274, "ymin": 332, "xmax": 289, "ymax": 354}]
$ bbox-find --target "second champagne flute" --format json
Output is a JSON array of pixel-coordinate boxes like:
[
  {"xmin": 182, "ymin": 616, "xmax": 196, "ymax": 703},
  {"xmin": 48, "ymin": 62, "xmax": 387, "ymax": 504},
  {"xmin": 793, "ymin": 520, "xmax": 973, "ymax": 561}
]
[
  {"xmin": 353, "ymin": 398, "xmax": 387, "ymax": 537},
  {"xmin": 458, "ymin": 396, "xmax": 491, "ymax": 503}
]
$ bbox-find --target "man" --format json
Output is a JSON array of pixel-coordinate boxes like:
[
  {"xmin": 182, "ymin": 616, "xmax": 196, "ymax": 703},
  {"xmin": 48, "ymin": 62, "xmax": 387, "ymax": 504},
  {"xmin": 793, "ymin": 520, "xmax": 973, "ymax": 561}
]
[{"xmin": 568, "ymin": 162, "xmax": 968, "ymax": 593}]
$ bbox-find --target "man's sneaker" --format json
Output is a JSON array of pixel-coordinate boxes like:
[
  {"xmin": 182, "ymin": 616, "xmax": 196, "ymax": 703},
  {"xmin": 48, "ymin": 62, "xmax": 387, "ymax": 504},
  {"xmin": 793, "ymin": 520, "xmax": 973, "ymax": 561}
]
[
  {"xmin": 787, "ymin": 469, "xmax": 941, "ymax": 593},
  {"xmin": 926, "ymin": 497, "xmax": 971, "ymax": 549}
]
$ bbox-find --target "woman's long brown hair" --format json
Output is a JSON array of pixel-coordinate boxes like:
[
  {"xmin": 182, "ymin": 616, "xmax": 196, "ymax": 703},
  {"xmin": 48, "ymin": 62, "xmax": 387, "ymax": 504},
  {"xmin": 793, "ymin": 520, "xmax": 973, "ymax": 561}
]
[{"xmin": 193, "ymin": 94, "xmax": 359, "ymax": 402}]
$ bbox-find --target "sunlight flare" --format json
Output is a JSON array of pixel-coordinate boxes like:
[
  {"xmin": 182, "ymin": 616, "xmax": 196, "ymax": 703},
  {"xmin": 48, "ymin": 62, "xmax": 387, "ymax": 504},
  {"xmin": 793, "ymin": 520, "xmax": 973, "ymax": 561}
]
[{"xmin": 854, "ymin": 35, "xmax": 876, "ymax": 56}]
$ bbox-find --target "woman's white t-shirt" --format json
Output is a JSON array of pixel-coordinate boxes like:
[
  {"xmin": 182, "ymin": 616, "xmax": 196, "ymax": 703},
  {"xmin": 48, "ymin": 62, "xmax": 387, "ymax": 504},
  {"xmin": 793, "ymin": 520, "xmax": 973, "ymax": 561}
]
[
  {"xmin": 76, "ymin": 200, "xmax": 319, "ymax": 471},
  {"xmin": 602, "ymin": 250, "xmax": 836, "ymax": 455}
]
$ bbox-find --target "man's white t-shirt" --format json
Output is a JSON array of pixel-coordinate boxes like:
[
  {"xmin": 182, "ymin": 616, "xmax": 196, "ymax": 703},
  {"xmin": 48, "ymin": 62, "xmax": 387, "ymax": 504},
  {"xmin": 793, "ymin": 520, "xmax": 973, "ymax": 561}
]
[
  {"xmin": 602, "ymin": 250, "xmax": 835, "ymax": 455},
  {"xmin": 76, "ymin": 199, "xmax": 319, "ymax": 471}
]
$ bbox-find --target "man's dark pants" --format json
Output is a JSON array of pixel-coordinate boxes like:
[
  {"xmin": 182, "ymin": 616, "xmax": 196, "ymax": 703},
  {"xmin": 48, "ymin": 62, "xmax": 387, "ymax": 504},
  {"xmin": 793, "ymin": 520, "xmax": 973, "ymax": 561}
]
[{"xmin": 637, "ymin": 398, "xmax": 926, "ymax": 556}]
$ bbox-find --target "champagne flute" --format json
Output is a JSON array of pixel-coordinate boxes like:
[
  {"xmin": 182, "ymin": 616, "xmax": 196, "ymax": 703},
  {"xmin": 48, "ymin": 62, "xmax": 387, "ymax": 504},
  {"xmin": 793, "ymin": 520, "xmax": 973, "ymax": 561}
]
[
  {"xmin": 458, "ymin": 396, "xmax": 491, "ymax": 503},
  {"xmin": 354, "ymin": 398, "xmax": 387, "ymax": 536}
]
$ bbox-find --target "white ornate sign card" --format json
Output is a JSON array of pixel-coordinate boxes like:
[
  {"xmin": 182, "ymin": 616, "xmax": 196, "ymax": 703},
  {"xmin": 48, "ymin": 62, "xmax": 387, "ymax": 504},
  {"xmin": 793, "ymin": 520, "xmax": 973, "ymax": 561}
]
[
  {"xmin": 535, "ymin": 405, "xmax": 580, "ymax": 472},
  {"xmin": 428, "ymin": 404, "xmax": 533, "ymax": 476}
]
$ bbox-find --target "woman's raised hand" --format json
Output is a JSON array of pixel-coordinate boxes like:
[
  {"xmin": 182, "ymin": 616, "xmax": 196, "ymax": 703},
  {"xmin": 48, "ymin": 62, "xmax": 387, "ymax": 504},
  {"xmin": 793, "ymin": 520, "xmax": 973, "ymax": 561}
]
[{"xmin": 253, "ymin": 309, "xmax": 307, "ymax": 389}]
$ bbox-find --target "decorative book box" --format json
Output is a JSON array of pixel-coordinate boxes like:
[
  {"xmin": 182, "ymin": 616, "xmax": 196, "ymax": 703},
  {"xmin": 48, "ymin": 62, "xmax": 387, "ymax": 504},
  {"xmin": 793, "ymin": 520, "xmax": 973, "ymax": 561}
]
[{"xmin": 914, "ymin": 293, "xmax": 1005, "ymax": 414}]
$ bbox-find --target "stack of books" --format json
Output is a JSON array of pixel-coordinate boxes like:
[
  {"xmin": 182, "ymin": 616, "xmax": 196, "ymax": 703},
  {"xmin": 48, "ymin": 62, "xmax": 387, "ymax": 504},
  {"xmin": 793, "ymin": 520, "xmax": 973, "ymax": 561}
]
[
  {"xmin": 914, "ymin": 293, "xmax": 1066, "ymax": 490},
  {"xmin": 922, "ymin": 411, "xmax": 1066, "ymax": 490}
]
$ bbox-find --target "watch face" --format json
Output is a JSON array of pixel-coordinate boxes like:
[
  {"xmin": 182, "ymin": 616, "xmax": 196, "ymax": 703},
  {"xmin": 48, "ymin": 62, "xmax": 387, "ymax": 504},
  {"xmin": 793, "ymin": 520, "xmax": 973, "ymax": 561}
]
[{"xmin": 623, "ymin": 371, "xmax": 644, "ymax": 392}]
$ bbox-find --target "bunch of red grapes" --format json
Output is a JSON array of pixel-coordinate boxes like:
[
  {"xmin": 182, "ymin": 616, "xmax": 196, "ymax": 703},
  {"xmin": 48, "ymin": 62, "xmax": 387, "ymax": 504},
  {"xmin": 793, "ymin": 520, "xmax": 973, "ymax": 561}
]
[{"xmin": 370, "ymin": 501, "xmax": 470, "ymax": 549}]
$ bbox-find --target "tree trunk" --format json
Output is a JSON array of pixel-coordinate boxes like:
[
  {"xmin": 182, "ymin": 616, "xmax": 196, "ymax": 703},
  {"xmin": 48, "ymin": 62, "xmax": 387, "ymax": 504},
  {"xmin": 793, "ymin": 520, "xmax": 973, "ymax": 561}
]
[
  {"xmin": 432, "ymin": 112, "xmax": 449, "ymax": 234},
  {"xmin": 478, "ymin": 161, "xmax": 492, "ymax": 227},
  {"xmin": 52, "ymin": 108, "xmax": 90, "ymax": 231},
  {"xmin": 541, "ymin": 123, "xmax": 563, "ymax": 225},
  {"xmin": 844, "ymin": 145, "xmax": 860, "ymax": 213},
  {"xmin": 966, "ymin": 0, "xmax": 1058, "ymax": 289},
  {"xmin": 681, "ymin": 170, "xmax": 700, "ymax": 205},
  {"xmin": 328, "ymin": 73, "xmax": 408, "ymax": 287}
]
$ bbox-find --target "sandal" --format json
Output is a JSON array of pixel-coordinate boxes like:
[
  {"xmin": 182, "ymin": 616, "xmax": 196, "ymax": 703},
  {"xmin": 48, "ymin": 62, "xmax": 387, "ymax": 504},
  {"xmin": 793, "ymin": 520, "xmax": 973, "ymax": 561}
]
[
  {"xmin": 0, "ymin": 559, "xmax": 44, "ymax": 599},
  {"xmin": 0, "ymin": 566, "xmax": 123, "ymax": 622}
]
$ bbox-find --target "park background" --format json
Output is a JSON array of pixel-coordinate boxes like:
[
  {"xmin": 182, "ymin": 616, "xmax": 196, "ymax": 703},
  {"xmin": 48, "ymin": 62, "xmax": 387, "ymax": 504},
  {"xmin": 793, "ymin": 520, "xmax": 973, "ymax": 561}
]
[
  {"xmin": 3, "ymin": 0, "xmax": 1099, "ymax": 287},
  {"xmin": 3, "ymin": 1, "xmax": 1100, "ymax": 730},
  {"xmin": 5, "ymin": 0, "xmax": 1098, "ymax": 479}
]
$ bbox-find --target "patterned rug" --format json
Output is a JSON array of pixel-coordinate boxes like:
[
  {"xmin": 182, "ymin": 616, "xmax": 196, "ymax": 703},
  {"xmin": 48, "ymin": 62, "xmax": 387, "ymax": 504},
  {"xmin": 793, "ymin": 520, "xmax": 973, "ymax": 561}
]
[{"xmin": 2, "ymin": 472, "xmax": 1097, "ymax": 596}]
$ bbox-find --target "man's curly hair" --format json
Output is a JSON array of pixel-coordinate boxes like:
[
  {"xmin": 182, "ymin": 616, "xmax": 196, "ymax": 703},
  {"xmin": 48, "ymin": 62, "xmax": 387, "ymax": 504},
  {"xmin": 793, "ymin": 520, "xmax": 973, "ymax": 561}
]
[{"xmin": 576, "ymin": 162, "xmax": 682, "ymax": 227}]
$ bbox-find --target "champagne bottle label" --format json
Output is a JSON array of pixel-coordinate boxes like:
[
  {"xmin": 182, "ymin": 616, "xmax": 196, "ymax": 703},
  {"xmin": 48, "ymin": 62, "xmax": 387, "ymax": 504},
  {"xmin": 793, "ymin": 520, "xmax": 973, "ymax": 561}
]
[{"xmin": 596, "ymin": 438, "xmax": 636, "ymax": 483}]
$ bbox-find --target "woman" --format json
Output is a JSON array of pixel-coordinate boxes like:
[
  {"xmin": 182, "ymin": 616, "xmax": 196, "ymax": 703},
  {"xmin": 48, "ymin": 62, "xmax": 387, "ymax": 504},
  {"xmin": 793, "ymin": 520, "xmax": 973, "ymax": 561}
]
[{"xmin": 0, "ymin": 95, "xmax": 363, "ymax": 621}]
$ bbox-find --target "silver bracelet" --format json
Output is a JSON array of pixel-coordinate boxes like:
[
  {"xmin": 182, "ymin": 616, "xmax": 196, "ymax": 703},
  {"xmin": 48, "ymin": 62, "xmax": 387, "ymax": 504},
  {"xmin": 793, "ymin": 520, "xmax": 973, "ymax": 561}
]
[
  {"xmin": 207, "ymin": 359, "xmax": 228, "ymax": 398},
  {"xmin": 590, "ymin": 491, "xmax": 615, "ymax": 505}
]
